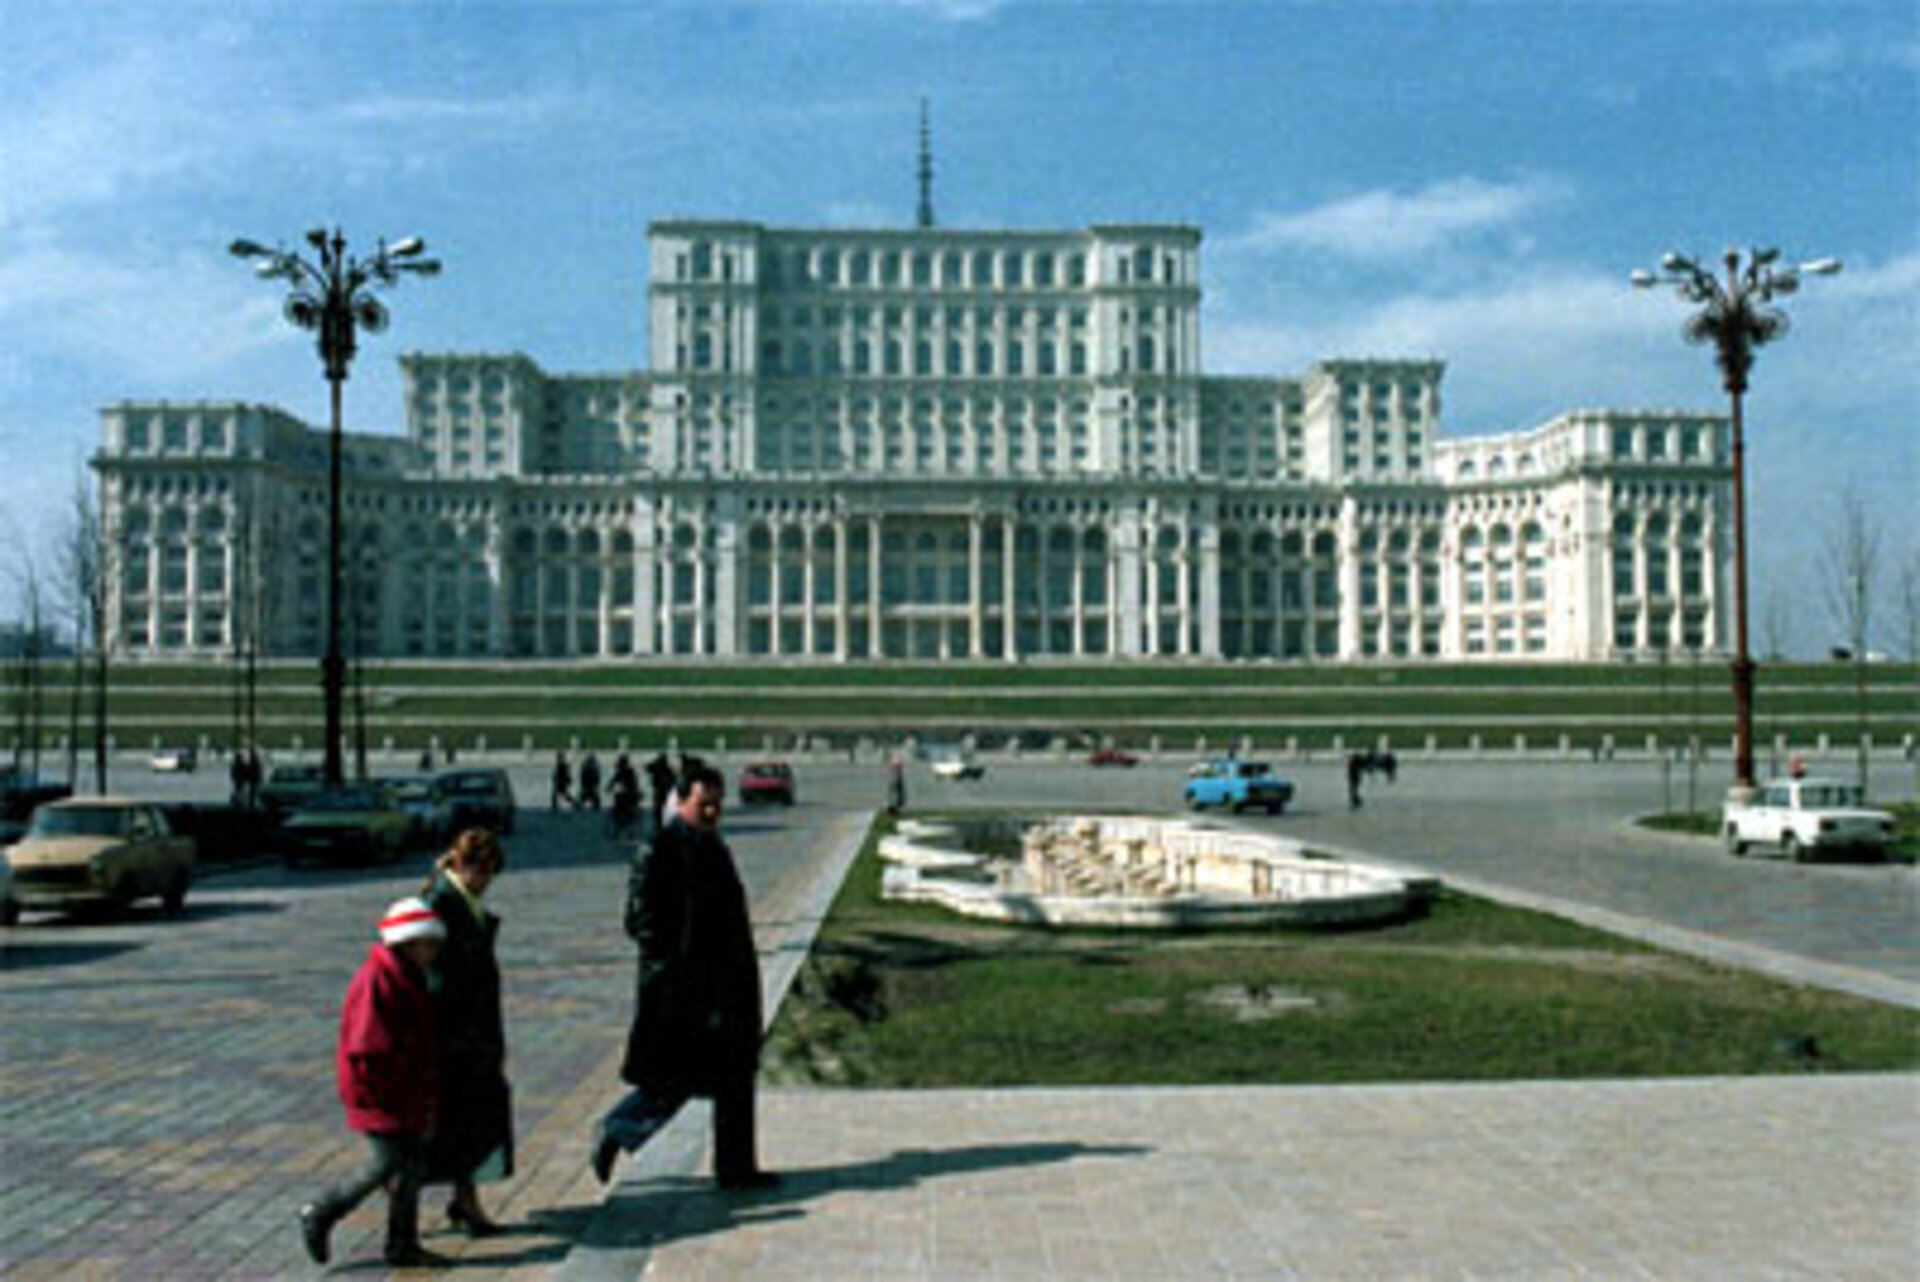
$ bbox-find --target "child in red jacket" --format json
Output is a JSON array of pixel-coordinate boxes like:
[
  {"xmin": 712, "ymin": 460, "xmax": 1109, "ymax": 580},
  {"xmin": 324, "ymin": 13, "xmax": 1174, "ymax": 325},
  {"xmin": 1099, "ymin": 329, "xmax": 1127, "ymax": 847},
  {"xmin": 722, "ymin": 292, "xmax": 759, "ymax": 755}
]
[{"xmin": 299, "ymin": 897, "xmax": 446, "ymax": 1268}]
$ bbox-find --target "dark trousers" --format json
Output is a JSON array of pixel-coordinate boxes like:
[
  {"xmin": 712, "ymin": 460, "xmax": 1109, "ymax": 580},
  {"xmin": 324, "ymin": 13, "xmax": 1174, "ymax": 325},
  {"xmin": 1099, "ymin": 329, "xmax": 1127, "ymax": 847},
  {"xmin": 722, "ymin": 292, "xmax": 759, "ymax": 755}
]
[
  {"xmin": 598, "ymin": 1074, "xmax": 758, "ymax": 1177},
  {"xmin": 311, "ymin": 1132, "xmax": 426, "ymax": 1250}
]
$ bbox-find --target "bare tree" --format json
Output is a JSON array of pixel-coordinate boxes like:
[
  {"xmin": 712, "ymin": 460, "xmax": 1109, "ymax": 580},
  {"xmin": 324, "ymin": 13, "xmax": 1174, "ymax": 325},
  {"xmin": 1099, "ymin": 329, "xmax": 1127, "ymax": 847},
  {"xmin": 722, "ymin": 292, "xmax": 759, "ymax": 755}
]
[
  {"xmin": 1819, "ymin": 487, "xmax": 1880, "ymax": 792},
  {"xmin": 53, "ymin": 471, "xmax": 111, "ymax": 792},
  {"xmin": 3, "ymin": 519, "xmax": 51, "ymax": 779},
  {"xmin": 1759, "ymin": 573, "xmax": 1793, "ymax": 662}
]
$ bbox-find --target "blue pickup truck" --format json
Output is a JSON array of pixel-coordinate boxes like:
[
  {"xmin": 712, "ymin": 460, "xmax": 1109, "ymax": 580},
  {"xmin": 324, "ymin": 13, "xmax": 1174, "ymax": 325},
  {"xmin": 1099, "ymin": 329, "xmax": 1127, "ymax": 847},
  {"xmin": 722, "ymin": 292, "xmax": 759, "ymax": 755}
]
[{"xmin": 1183, "ymin": 759, "xmax": 1295, "ymax": 815}]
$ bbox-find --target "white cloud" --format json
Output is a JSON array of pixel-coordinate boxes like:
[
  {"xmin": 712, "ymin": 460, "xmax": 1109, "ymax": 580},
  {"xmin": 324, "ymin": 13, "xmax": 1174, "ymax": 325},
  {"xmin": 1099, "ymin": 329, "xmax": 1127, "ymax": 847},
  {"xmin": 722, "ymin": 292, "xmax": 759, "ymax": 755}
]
[
  {"xmin": 0, "ymin": 242, "xmax": 286, "ymax": 380},
  {"xmin": 1222, "ymin": 176, "xmax": 1572, "ymax": 262}
]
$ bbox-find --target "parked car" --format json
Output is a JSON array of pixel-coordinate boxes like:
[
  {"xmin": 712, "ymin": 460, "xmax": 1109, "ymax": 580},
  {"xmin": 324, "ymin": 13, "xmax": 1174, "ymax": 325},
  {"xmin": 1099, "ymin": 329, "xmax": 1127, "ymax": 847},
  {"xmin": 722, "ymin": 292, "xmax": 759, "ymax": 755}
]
[
  {"xmin": 1184, "ymin": 759, "xmax": 1294, "ymax": 815},
  {"xmin": 438, "ymin": 768, "xmax": 517, "ymax": 835},
  {"xmin": 384, "ymin": 775, "xmax": 455, "ymax": 847},
  {"xmin": 281, "ymin": 786, "xmax": 412, "ymax": 865},
  {"xmin": 738, "ymin": 761, "xmax": 796, "ymax": 806},
  {"xmin": 1722, "ymin": 777, "xmax": 1894, "ymax": 862},
  {"xmin": 1087, "ymin": 748, "xmax": 1140, "ymax": 768},
  {"xmin": 259, "ymin": 764, "xmax": 327, "ymax": 814},
  {"xmin": 0, "ymin": 765, "xmax": 72, "ymax": 824},
  {"xmin": 150, "ymin": 746, "xmax": 198, "ymax": 774},
  {"xmin": 2, "ymin": 798, "xmax": 195, "ymax": 917}
]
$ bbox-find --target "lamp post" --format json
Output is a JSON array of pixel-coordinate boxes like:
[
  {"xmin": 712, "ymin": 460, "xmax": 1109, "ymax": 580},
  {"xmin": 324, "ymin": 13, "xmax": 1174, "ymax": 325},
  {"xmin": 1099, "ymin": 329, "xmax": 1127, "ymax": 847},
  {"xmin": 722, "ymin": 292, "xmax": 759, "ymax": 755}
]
[
  {"xmin": 1632, "ymin": 247, "xmax": 1840, "ymax": 795},
  {"xmin": 230, "ymin": 229, "xmax": 439, "ymax": 789}
]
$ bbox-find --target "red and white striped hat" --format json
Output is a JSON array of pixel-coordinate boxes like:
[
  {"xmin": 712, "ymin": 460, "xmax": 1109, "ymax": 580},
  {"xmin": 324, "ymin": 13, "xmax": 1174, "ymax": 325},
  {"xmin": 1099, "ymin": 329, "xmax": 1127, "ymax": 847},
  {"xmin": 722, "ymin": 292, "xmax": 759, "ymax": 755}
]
[{"xmin": 379, "ymin": 896, "xmax": 446, "ymax": 947}]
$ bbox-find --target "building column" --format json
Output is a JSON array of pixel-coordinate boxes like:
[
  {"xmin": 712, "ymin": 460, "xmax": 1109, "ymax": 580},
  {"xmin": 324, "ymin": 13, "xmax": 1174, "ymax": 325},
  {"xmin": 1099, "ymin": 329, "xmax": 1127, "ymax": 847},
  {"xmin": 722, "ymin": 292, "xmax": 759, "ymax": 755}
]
[
  {"xmin": 658, "ymin": 545, "xmax": 676, "ymax": 656},
  {"xmin": 634, "ymin": 521, "xmax": 656, "ymax": 656},
  {"xmin": 1035, "ymin": 525, "xmax": 1051, "ymax": 655},
  {"xmin": 1197, "ymin": 517, "xmax": 1220, "ymax": 658},
  {"xmin": 768, "ymin": 518, "xmax": 784, "ymax": 656},
  {"xmin": 1338, "ymin": 502, "xmax": 1363, "ymax": 659},
  {"xmin": 803, "ymin": 523, "xmax": 819, "ymax": 657},
  {"xmin": 1071, "ymin": 526, "xmax": 1086, "ymax": 656},
  {"xmin": 1144, "ymin": 530, "xmax": 1161, "ymax": 656},
  {"xmin": 867, "ymin": 515, "xmax": 884, "ymax": 658},
  {"xmin": 533, "ymin": 554, "xmax": 549, "ymax": 657},
  {"xmin": 598, "ymin": 546, "xmax": 614, "ymax": 657},
  {"xmin": 1001, "ymin": 517, "xmax": 1018, "ymax": 660},
  {"xmin": 833, "ymin": 518, "xmax": 850, "ymax": 662},
  {"xmin": 968, "ymin": 513, "xmax": 985, "ymax": 658},
  {"xmin": 697, "ymin": 531, "xmax": 715, "ymax": 656}
]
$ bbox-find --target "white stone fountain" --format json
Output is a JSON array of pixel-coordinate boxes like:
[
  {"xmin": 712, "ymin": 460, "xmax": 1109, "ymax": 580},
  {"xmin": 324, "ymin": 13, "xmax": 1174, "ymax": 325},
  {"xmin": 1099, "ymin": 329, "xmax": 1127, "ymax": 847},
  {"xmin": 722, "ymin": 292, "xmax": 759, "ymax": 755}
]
[{"xmin": 879, "ymin": 815, "xmax": 1434, "ymax": 929}]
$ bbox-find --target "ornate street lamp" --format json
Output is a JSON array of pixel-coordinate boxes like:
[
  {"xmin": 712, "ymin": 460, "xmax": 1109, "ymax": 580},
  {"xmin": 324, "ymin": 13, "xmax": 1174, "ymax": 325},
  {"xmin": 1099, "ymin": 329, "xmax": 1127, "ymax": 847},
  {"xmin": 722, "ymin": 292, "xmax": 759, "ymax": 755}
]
[
  {"xmin": 230, "ymin": 229, "xmax": 440, "ymax": 789},
  {"xmin": 1632, "ymin": 248, "xmax": 1840, "ymax": 795}
]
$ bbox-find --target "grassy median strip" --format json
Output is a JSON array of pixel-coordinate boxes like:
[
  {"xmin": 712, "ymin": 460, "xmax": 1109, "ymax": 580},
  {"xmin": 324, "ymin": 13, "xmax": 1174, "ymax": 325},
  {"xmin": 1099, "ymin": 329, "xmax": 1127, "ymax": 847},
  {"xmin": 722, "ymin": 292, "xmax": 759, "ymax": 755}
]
[{"xmin": 763, "ymin": 814, "xmax": 1920, "ymax": 1088}]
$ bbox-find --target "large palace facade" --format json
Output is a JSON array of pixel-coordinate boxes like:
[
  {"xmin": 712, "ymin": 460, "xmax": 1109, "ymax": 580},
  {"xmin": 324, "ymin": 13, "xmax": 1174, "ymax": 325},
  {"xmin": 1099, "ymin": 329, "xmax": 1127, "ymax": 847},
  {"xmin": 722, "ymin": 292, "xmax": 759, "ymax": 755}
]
[{"xmin": 96, "ymin": 218, "xmax": 1732, "ymax": 663}]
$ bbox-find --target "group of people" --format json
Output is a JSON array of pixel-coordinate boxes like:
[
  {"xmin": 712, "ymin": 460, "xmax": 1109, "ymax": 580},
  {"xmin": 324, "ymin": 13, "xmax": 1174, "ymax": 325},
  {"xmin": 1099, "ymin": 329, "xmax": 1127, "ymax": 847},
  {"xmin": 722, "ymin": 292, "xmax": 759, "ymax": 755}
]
[
  {"xmin": 1344, "ymin": 748, "xmax": 1400, "ymax": 809},
  {"xmin": 300, "ymin": 761, "xmax": 771, "ymax": 1267}
]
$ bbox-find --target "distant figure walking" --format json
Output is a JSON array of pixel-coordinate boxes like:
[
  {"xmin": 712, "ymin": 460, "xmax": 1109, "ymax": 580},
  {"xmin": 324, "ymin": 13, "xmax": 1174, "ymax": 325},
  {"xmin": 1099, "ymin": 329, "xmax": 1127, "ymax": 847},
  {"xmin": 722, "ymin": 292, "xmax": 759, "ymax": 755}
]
[
  {"xmin": 551, "ymin": 752, "xmax": 574, "ymax": 811},
  {"xmin": 887, "ymin": 756, "xmax": 907, "ymax": 815},
  {"xmin": 645, "ymin": 753, "xmax": 676, "ymax": 830},
  {"xmin": 579, "ymin": 753, "xmax": 603, "ymax": 811},
  {"xmin": 1345, "ymin": 752, "xmax": 1365, "ymax": 811}
]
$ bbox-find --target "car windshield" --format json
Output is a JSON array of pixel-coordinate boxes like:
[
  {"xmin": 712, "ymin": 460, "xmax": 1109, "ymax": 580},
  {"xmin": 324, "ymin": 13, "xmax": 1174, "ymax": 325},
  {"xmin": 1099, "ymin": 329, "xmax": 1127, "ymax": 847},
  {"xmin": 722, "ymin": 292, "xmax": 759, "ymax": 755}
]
[
  {"xmin": 1244, "ymin": 763, "xmax": 1272, "ymax": 776},
  {"xmin": 270, "ymin": 767, "xmax": 323, "ymax": 784},
  {"xmin": 304, "ymin": 788, "xmax": 384, "ymax": 812},
  {"xmin": 30, "ymin": 807, "xmax": 129, "ymax": 838},
  {"xmin": 443, "ymin": 773, "xmax": 498, "ymax": 796},
  {"xmin": 386, "ymin": 778, "xmax": 433, "ymax": 800},
  {"xmin": 747, "ymin": 764, "xmax": 790, "ymax": 777},
  {"xmin": 1801, "ymin": 785, "xmax": 1864, "ymax": 808}
]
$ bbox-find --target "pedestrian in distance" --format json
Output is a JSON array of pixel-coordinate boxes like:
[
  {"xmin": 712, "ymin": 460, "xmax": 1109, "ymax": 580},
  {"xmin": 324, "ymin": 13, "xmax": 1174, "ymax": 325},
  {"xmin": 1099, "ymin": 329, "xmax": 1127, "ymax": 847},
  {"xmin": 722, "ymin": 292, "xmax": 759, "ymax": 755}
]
[
  {"xmin": 420, "ymin": 745, "xmax": 436, "ymax": 772},
  {"xmin": 887, "ymin": 755, "xmax": 907, "ymax": 815},
  {"xmin": 645, "ymin": 752, "xmax": 676, "ymax": 831},
  {"xmin": 421, "ymin": 829, "xmax": 515, "ymax": 1238},
  {"xmin": 229, "ymin": 752, "xmax": 248, "ymax": 808},
  {"xmin": 579, "ymin": 752, "xmax": 603, "ymax": 811},
  {"xmin": 592, "ymin": 764, "xmax": 778, "ymax": 1192},
  {"xmin": 299, "ymin": 898, "xmax": 447, "ymax": 1269},
  {"xmin": 1346, "ymin": 751, "xmax": 1365, "ymax": 810},
  {"xmin": 551, "ymin": 751, "xmax": 573, "ymax": 811}
]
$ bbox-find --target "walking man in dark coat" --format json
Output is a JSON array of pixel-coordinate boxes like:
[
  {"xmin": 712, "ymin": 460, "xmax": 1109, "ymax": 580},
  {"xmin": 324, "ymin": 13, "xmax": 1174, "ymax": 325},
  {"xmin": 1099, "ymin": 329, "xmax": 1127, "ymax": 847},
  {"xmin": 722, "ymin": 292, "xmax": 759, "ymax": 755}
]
[{"xmin": 592, "ymin": 764, "xmax": 776, "ymax": 1190}]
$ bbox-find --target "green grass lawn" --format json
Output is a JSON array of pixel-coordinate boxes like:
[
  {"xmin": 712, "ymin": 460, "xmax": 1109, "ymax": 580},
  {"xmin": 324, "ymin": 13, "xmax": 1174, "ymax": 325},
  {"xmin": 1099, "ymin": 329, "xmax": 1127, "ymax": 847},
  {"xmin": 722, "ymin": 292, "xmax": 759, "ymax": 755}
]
[
  {"xmin": 763, "ymin": 815, "xmax": 1920, "ymax": 1088},
  {"xmin": 13, "ymin": 658, "xmax": 1915, "ymax": 753}
]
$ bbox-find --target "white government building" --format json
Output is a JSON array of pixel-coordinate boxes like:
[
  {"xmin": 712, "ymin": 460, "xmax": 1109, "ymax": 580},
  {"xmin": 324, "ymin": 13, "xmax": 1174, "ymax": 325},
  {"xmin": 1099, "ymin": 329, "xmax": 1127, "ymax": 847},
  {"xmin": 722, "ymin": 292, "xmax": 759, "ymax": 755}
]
[{"xmin": 96, "ymin": 212, "xmax": 1732, "ymax": 664}]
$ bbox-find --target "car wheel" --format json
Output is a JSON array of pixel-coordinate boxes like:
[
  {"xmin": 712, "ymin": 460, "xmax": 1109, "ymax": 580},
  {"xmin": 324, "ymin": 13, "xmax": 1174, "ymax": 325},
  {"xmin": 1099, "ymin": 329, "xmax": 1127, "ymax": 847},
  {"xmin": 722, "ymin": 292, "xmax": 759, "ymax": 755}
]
[
  {"xmin": 1185, "ymin": 793, "xmax": 1201, "ymax": 810},
  {"xmin": 161, "ymin": 872, "xmax": 189, "ymax": 919},
  {"xmin": 1268, "ymin": 802, "xmax": 1284, "ymax": 816},
  {"xmin": 1784, "ymin": 834, "xmax": 1806, "ymax": 864},
  {"xmin": 1725, "ymin": 827, "xmax": 1747, "ymax": 857}
]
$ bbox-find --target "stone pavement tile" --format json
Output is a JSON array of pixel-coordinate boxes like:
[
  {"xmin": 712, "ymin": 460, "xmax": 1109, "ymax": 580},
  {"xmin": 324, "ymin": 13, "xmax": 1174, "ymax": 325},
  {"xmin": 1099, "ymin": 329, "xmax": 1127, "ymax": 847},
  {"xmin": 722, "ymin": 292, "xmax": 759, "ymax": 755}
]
[{"xmin": 615, "ymin": 1075, "xmax": 1917, "ymax": 1280}]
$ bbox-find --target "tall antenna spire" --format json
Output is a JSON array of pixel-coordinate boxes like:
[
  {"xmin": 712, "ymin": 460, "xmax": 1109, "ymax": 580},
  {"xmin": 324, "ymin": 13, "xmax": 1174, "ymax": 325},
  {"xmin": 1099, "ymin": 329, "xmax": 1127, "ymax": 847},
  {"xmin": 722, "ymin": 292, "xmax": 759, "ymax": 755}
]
[{"xmin": 916, "ymin": 98, "xmax": 935, "ymax": 229}]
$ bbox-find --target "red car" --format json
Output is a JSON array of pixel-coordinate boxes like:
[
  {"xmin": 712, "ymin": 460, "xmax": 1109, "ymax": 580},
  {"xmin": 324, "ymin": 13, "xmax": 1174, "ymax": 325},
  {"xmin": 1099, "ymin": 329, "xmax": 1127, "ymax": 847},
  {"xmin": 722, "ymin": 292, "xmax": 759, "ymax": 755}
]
[
  {"xmin": 1087, "ymin": 748, "xmax": 1140, "ymax": 768},
  {"xmin": 738, "ymin": 762, "xmax": 796, "ymax": 806}
]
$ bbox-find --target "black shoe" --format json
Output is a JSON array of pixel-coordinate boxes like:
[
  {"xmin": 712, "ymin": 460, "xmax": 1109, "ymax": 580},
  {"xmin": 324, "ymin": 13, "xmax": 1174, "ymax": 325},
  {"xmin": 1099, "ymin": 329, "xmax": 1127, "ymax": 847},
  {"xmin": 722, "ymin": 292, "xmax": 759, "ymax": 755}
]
[
  {"xmin": 298, "ymin": 1203, "xmax": 332, "ymax": 1266},
  {"xmin": 591, "ymin": 1133, "xmax": 620, "ymax": 1186},
  {"xmin": 716, "ymin": 1169, "xmax": 781, "ymax": 1192},
  {"xmin": 447, "ymin": 1199, "xmax": 504, "ymax": 1238}
]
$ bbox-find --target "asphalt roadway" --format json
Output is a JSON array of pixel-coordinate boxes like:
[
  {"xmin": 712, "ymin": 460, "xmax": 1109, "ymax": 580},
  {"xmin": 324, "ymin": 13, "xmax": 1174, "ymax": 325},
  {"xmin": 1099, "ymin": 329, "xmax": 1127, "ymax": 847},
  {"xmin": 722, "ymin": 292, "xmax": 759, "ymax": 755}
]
[{"xmin": 1, "ymin": 753, "xmax": 1916, "ymax": 1278}]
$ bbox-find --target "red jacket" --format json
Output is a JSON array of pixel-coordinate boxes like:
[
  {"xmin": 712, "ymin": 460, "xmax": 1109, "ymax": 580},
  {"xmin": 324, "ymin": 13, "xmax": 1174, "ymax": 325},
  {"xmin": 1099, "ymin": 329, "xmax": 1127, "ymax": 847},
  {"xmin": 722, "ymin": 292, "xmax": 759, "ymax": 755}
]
[{"xmin": 336, "ymin": 943, "xmax": 440, "ymax": 1135}]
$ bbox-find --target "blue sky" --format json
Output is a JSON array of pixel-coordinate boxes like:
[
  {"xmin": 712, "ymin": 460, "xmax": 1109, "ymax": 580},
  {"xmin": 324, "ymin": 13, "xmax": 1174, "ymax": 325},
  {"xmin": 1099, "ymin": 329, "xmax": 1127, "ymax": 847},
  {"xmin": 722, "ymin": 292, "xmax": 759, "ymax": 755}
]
[{"xmin": 2, "ymin": 0, "xmax": 1914, "ymax": 654}]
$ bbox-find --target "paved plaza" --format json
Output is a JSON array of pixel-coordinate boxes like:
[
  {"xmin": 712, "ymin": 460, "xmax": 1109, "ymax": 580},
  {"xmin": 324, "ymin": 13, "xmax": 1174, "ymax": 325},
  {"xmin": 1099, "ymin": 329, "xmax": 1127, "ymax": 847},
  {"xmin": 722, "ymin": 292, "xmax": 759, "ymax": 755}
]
[{"xmin": 2, "ymin": 754, "xmax": 1916, "ymax": 1278}]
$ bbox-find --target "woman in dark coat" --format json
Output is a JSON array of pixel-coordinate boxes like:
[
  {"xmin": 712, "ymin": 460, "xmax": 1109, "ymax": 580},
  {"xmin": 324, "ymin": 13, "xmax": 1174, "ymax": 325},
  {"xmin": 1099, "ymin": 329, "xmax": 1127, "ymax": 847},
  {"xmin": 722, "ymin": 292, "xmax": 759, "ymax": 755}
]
[{"xmin": 422, "ymin": 828, "xmax": 515, "ymax": 1235}]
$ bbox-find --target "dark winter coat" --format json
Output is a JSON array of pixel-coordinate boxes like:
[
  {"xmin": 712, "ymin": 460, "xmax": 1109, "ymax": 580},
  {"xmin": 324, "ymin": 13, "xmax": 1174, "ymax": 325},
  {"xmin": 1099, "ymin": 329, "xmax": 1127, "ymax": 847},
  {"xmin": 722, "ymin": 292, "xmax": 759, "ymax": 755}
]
[
  {"xmin": 337, "ymin": 943, "xmax": 440, "ymax": 1136},
  {"xmin": 619, "ymin": 816, "xmax": 762, "ymax": 1095},
  {"xmin": 422, "ymin": 872, "xmax": 515, "ymax": 1182}
]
